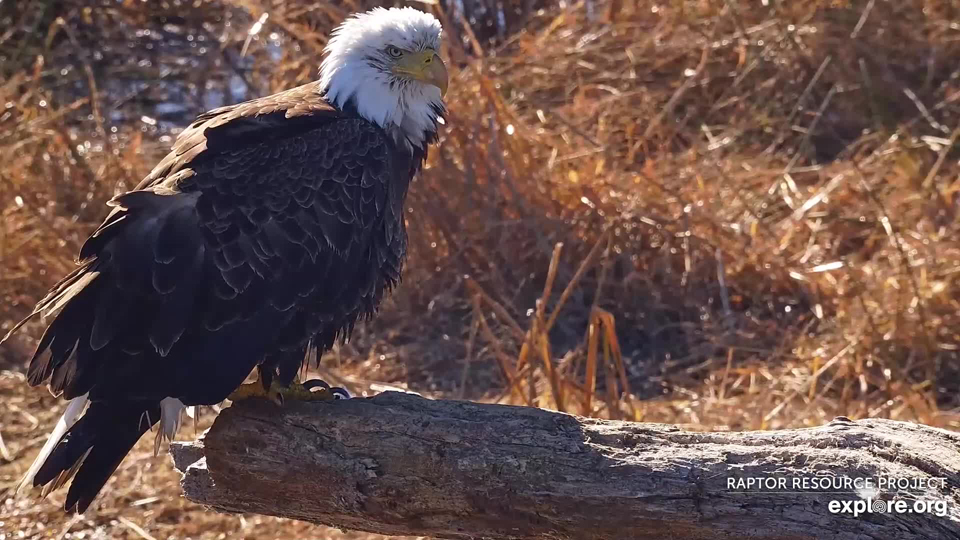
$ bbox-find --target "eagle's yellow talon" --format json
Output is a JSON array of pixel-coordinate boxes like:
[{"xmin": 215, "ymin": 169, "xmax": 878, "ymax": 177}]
[
  {"xmin": 228, "ymin": 377, "xmax": 334, "ymax": 404},
  {"xmin": 278, "ymin": 381, "xmax": 335, "ymax": 403}
]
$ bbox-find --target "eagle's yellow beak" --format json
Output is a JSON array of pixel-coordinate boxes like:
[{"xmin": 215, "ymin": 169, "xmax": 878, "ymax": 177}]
[{"xmin": 393, "ymin": 49, "xmax": 448, "ymax": 97}]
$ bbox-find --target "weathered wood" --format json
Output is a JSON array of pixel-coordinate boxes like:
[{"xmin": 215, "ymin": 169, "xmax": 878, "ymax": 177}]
[{"xmin": 170, "ymin": 392, "xmax": 960, "ymax": 540}]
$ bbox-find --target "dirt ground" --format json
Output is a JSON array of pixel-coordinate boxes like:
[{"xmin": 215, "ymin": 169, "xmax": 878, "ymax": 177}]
[{"xmin": 3, "ymin": 0, "xmax": 960, "ymax": 538}]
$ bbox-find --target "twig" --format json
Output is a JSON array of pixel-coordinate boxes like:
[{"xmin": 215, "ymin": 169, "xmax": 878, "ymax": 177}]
[
  {"xmin": 471, "ymin": 294, "xmax": 529, "ymax": 405},
  {"xmin": 117, "ymin": 517, "xmax": 158, "ymax": 540},
  {"xmin": 516, "ymin": 243, "xmax": 565, "ymax": 409},
  {"xmin": 921, "ymin": 124, "xmax": 960, "ymax": 190},
  {"xmin": 0, "ymin": 430, "xmax": 12, "ymax": 461},
  {"xmin": 633, "ymin": 40, "xmax": 711, "ymax": 152},
  {"xmin": 903, "ymin": 87, "xmax": 949, "ymax": 134},
  {"xmin": 765, "ymin": 56, "xmax": 832, "ymax": 154},
  {"xmin": 458, "ymin": 317, "xmax": 480, "ymax": 399},
  {"xmin": 543, "ymin": 230, "xmax": 610, "ymax": 333},
  {"xmin": 764, "ymin": 341, "xmax": 856, "ymax": 423}
]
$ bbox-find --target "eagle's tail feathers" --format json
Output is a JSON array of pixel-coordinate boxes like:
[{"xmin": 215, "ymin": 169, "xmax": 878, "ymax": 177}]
[
  {"xmin": 15, "ymin": 393, "xmax": 89, "ymax": 496},
  {"xmin": 20, "ymin": 400, "xmax": 161, "ymax": 513}
]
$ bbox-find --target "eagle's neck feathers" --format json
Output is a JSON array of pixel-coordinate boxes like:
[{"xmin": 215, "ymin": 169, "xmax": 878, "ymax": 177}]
[{"xmin": 320, "ymin": 65, "xmax": 443, "ymax": 150}]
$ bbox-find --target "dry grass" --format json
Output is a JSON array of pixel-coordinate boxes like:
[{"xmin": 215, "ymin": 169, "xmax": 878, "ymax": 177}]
[{"xmin": 2, "ymin": 0, "xmax": 960, "ymax": 538}]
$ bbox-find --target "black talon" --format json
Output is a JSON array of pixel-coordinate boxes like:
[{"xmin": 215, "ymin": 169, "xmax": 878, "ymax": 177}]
[
  {"xmin": 301, "ymin": 379, "xmax": 350, "ymax": 399},
  {"xmin": 302, "ymin": 378, "xmax": 332, "ymax": 391}
]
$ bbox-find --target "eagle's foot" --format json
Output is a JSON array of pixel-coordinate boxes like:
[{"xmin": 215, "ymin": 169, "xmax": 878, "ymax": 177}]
[
  {"xmin": 228, "ymin": 379, "xmax": 285, "ymax": 405},
  {"xmin": 300, "ymin": 378, "xmax": 352, "ymax": 401},
  {"xmin": 228, "ymin": 377, "xmax": 350, "ymax": 405}
]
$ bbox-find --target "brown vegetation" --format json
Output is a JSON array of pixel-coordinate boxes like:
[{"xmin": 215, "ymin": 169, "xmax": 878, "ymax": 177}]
[{"xmin": 1, "ymin": 0, "xmax": 959, "ymax": 538}]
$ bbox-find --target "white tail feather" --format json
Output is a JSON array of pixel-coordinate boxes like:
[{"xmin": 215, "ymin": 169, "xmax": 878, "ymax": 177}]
[
  {"xmin": 19, "ymin": 394, "xmax": 188, "ymax": 495},
  {"xmin": 154, "ymin": 397, "xmax": 186, "ymax": 456},
  {"xmin": 16, "ymin": 393, "xmax": 89, "ymax": 495}
]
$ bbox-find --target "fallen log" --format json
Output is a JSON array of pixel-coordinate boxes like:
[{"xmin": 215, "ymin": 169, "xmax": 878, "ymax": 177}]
[{"xmin": 170, "ymin": 392, "xmax": 960, "ymax": 539}]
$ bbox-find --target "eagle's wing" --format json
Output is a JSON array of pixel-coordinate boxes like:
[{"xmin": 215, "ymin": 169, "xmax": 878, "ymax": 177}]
[
  {"xmin": 134, "ymin": 80, "xmax": 348, "ymax": 191},
  {"xmin": 14, "ymin": 80, "xmax": 405, "ymax": 403},
  {"xmin": 8, "ymin": 80, "xmax": 413, "ymax": 514}
]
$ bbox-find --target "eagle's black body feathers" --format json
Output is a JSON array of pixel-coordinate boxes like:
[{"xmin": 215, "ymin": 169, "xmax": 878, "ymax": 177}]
[{"xmin": 9, "ymin": 81, "xmax": 429, "ymax": 512}]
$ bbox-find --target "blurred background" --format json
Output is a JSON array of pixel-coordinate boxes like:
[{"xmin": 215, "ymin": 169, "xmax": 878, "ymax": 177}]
[{"xmin": 1, "ymin": 0, "xmax": 959, "ymax": 538}]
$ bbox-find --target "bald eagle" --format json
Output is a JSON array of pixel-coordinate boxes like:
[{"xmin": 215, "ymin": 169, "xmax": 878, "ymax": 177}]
[{"xmin": 5, "ymin": 7, "xmax": 447, "ymax": 513}]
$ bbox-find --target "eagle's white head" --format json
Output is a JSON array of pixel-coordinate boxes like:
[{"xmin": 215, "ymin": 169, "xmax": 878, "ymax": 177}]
[{"xmin": 319, "ymin": 7, "xmax": 447, "ymax": 149}]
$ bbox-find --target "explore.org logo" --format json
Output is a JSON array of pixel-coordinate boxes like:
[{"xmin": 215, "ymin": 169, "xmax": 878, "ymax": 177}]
[
  {"xmin": 726, "ymin": 474, "xmax": 951, "ymax": 518},
  {"xmin": 828, "ymin": 498, "xmax": 949, "ymax": 518}
]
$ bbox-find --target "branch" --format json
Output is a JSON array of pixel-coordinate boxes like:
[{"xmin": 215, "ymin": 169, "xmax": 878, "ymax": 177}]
[{"xmin": 170, "ymin": 392, "xmax": 960, "ymax": 540}]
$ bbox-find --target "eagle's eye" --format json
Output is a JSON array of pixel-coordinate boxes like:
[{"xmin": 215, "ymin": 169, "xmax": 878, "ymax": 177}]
[{"xmin": 386, "ymin": 46, "xmax": 403, "ymax": 58}]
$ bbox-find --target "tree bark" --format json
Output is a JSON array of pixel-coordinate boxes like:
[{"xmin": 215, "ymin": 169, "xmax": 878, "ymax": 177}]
[{"xmin": 170, "ymin": 392, "xmax": 960, "ymax": 540}]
